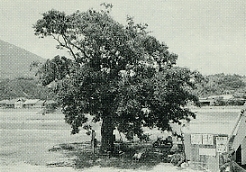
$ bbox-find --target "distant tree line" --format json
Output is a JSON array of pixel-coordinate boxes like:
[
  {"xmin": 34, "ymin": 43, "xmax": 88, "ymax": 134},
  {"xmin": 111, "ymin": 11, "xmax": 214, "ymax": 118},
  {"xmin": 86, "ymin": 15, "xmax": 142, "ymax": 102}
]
[
  {"xmin": 194, "ymin": 73, "xmax": 246, "ymax": 98},
  {"xmin": 1, "ymin": 72, "xmax": 245, "ymax": 102}
]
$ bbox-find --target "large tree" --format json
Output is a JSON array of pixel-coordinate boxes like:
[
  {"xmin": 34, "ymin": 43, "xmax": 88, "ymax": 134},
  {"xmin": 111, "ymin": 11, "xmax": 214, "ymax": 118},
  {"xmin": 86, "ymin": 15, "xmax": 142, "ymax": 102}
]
[{"xmin": 34, "ymin": 5, "xmax": 200, "ymax": 152}]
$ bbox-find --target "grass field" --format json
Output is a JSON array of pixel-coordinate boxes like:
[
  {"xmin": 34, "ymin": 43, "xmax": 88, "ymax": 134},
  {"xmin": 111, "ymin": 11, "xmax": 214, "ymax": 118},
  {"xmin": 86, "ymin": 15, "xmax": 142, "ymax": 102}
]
[
  {"xmin": 0, "ymin": 109, "xmax": 88, "ymax": 166},
  {"xmin": 0, "ymin": 107, "xmax": 244, "ymax": 171}
]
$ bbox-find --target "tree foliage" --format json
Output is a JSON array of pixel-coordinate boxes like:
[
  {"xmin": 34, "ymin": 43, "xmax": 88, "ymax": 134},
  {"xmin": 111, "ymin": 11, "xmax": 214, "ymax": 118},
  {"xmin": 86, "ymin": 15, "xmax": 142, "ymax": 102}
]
[
  {"xmin": 33, "ymin": 55, "xmax": 72, "ymax": 86},
  {"xmin": 34, "ymin": 6, "xmax": 200, "ymax": 152}
]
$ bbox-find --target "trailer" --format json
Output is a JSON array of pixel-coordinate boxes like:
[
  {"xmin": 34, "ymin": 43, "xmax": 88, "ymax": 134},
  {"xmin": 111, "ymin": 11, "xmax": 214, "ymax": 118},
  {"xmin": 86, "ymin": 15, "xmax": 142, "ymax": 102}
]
[{"xmin": 182, "ymin": 108, "xmax": 246, "ymax": 171}]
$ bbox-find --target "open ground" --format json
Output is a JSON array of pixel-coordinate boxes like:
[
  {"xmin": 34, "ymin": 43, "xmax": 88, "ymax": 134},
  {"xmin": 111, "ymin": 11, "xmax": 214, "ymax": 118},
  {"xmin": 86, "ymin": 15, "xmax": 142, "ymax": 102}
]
[{"xmin": 1, "ymin": 107, "xmax": 243, "ymax": 172}]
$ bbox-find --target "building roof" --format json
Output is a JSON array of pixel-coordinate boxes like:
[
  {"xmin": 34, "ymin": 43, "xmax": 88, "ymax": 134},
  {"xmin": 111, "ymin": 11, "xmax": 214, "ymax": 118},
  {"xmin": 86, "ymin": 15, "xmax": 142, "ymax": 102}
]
[
  {"xmin": 0, "ymin": 100, "xmax": 9, "ymax": 104},
  {"xmin": 207, "ymin": 95, "xmax": 220, "ymax": 99},
  {"xmin": 199, "ymin": 99, "xmax": 215, "ymax": 103},
  {"xmin": 182, "ymin": 108, "xmax": 244, "ymax": 135},
  {"xmin": 206, "ymin": 94, "xmax": 234, "ymax": 100},
  {"xmin": 23, "ymin": 99, "xmax": 40, "ymax": 104},
  {"xmin": 35, "ymin": 100, "xmax": 45, "ymax": 105},
  {"xmin": 220, "ymin": 94, "xmax": 234, "ymax": 100},
  {"xmin": 45, "ymin": 100, "xmax": 56, "ymax": 104},
  {"xmin": 5, "ymin": 99, "xmax": 21, "ymax": 104}
]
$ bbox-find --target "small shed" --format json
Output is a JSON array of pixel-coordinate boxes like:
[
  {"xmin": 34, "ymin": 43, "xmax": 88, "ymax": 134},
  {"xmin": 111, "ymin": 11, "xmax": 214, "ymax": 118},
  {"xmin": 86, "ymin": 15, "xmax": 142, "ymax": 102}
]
[
  {"xmin": 182, "ymin": 108, "xmax": 246, "ymax": 171},
  {"xmin": 45, "ymin": 100, "xmax": 57, "ymax": 109},
  {"xmin": 0, "ymin": 99, "xmax": 9, "ymax": 108},
  {"xmin": 15, "ymin": 98, "xmax": 25, "ymax": 108},
  {"xmin": 4, "ymin": 98, "xmax": 24, "ymax": 108},
  {"xmin": 199, "ymin": 98, "xmax": 216, "ymax": 106},
  {"xmin": 33, "ymin": 100, "xmax": 45, "ymax": 108},
  {"xmin": 23, "ymin": 99, "xmax": 40, "ymax": 108}
]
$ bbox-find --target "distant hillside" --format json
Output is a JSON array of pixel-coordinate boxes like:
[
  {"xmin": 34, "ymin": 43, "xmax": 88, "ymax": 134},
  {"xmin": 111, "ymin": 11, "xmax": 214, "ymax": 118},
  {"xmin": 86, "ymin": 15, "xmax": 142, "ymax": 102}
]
[
  {"xmin": 0, "ymin": 78, "xmax": 54, "ymax": 100},
  {"xmin": 0, "ymin": 40, "xmax": 46, "ymax": 79},
  {"xmin": 194, "ymin": 73, "xmax": 246, "ymax": 98}
]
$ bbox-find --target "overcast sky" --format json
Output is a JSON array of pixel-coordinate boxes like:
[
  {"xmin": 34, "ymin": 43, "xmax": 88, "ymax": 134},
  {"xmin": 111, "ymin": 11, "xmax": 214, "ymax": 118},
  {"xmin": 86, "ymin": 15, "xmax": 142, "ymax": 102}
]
[{"xmin": 0, "ymin": 0, "xmax": 245, "ymax": 75}]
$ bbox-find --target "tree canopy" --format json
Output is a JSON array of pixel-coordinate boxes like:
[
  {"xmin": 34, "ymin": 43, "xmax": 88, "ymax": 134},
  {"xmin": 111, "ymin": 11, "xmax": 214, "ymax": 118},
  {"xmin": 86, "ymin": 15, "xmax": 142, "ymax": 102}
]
[{"xmin": 34, "ymin": 5, "xmax": 200, "ymax": 152}]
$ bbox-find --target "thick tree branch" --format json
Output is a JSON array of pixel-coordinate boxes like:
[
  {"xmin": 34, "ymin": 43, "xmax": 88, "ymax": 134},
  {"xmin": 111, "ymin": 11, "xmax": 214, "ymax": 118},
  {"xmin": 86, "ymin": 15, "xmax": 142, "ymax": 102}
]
[
  {"xmin": 64, "ymin": 37, "xmax": 90, "ymax": 59},
  {"xmin": 49, "ymin": 34, "xmax": 77, "ymax": 60},
  {"xmin": 61, "ymin": 34, "xmax": 77, "ymax": 61}
]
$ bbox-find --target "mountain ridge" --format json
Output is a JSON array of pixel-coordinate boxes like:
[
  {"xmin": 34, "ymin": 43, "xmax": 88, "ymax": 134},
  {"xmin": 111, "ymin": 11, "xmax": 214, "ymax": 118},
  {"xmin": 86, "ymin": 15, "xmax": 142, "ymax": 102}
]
[{"xmin": 0, "ymin": 39, "xmax": 46, "ymax": 79}]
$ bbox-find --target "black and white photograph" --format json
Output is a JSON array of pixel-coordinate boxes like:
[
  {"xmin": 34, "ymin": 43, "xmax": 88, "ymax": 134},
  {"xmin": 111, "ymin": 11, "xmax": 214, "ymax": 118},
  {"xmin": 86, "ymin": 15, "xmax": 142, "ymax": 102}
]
[{"xmin": 0, "ymin": 0, "xmax": 246, "ymax": 171}]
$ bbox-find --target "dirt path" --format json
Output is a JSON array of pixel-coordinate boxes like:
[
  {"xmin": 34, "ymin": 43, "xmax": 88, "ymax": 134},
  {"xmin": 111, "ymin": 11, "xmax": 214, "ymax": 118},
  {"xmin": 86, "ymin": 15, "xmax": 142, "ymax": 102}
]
[{"xmin": 1, "ymin": 162, "xmax": 204, "ymax": 172}]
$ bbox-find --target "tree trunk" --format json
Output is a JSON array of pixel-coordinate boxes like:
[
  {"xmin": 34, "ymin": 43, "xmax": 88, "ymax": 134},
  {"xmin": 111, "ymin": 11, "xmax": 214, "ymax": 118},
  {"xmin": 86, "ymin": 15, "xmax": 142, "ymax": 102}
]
[{"xmin": 100, "ymin": 116, "xmax": 114, "ymax": 153}]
